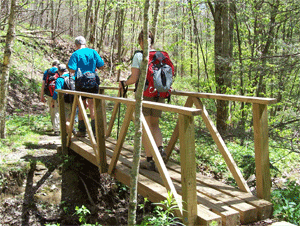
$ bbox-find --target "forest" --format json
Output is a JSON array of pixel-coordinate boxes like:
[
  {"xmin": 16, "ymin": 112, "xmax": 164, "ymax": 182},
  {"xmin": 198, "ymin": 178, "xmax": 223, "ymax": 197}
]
[{"xmin": 0, "ymin": 0, "xmax": 299, "ymax": 225}]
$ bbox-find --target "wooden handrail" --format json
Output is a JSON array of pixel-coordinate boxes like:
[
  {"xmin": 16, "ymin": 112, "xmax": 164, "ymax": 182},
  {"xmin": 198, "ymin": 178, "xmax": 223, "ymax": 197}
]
[
  {"xmin": 56, "ymin": 89, "xmax": 202, "ymax": 116},
  {"xmin": 99, "ymin": 87, "xmax": 277, "ymax": 105}
]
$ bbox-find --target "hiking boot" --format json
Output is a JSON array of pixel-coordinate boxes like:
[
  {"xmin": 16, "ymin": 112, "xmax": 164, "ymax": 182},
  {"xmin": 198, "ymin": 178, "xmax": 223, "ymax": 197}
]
[
  {"xmin": 158, "ymin": 146, "xmax": 167, "ymax": 163},
  {"xmin": 140, "ymin": 159, "xmax": 156, "ymax": 171},
  {"xmin": 76, "ymin": 131, "xmax": 87, "ymax": 137}
]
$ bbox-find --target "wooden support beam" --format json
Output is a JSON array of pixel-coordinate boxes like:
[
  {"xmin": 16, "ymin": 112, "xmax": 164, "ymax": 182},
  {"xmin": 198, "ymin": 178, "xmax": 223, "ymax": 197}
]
[
  {"xmin": 99, "ymin": 88, "xmax": 107, "ymax": 137},
  {"xmin": 166, "ymin": 96, "xmax": 194, "ymax": 160},
  {"xmin": 66, "ymin": 95, "xmax": 78, "ymax": 147},
  {"xmin": 106, "ymin": 90, "xmax": 121, "ymax": 137},
  {"xmin": 94, "ymin": 98, "xmax": 107, "ymax": 173},
  {"xmin": 107, "ymin": 105, "xmax": 135, "ymax": 174},
  {"xmin": 77, "ymin": 96, "xmax": 97, "ymax": 153},
  {"xmin": 192, "ymin": 97, "xmax": 251, "ymax": 193},
  {"xmin": 58, "ymin": 92, "xmax": 67, "ymax": 154},
  {"xmin": 141, "ymin": 114, "xmax": 183, "ymax": 215},
  {"xmin": 179, "ymin": 114, "xmax": 197, "ymax": 226},
  {"xmin": 253, "ymin": 104, "xmax": 271, "ymax": 201}
]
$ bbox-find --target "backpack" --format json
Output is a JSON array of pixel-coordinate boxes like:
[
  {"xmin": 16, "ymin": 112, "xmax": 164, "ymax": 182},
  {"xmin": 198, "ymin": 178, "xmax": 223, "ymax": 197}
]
[
  {"xmin": 75, "ymin": 69, "xmax": 100, "ymax": 90},
  {"xmin": 44, "ymin": 69, "xmax": 59, "ymax": 97},
  {"xmin": 63, "ymin": 75, "xmax": 75, "ymax": 103},
  {"xmin": 144, "ymin": 51, "xmax": 174, "ymax": 100}
]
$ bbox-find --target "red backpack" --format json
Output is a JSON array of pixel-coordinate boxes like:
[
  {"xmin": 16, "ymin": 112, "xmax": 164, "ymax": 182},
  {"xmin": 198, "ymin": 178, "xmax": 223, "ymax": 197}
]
[
  {"xmin": 144, "ymin": 51, "xmax": 175, "ymax": 100},
  {"xmin": 44, "ymin": 69, "xmax": 59, "ymax": 97}
]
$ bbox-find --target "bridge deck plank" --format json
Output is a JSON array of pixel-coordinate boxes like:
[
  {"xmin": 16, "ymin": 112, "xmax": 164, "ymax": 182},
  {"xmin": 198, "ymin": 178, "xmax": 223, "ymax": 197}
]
[{"xmin": 69, "ymin": 137, "xmax": 272, "ymax": 225}]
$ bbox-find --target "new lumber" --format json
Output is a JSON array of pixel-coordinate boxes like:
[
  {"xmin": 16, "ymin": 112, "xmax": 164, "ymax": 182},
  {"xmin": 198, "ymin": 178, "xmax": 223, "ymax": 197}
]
[
  {"xmin": 167, "ymin": 161, "xmax": 272, "ymax": 221},
  {"xmin": 105, "ymin": 137, "xmax": 272, "ymax": 222},
  {"xmin": 69, "ymin": 138, "xmax": 221, "ymax": 225},
  {"xmin": 104, "ymin": 139, "xmax": 241, "ymax": 226}
]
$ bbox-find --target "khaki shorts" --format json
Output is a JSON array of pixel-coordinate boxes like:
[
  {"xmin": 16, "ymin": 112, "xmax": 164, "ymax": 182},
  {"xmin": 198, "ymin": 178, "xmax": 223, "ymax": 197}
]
[{"xmin": 142, "ymin": 96, "xmax": 165, "ymax": 117}]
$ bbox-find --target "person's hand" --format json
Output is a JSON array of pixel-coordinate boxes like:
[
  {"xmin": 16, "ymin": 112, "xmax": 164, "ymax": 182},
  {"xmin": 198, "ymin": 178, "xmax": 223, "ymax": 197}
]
[{"xmin": 119, "ymin": 81, "xmax": 127, "ymax": 90}]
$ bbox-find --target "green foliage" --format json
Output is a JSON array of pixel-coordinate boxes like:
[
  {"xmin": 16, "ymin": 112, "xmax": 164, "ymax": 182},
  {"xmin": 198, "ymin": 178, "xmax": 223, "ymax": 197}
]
[
  {"xmin": 272, "ymin": 180, "xmax": 300, "ymax": 225},
  {"xmin": 139, "ymin": 191, "xmax": 183, "ymax": 226},
  {"xmin": 74, "ymin": 205, "xmax": 91, "ymax": 224},
  {"xmin": 117, "ymin": 181, "xmax": 129, "ymax": 195},
  {"xmin": 0, "ymin": 114, "xmax": 51, "ymax": 155}
]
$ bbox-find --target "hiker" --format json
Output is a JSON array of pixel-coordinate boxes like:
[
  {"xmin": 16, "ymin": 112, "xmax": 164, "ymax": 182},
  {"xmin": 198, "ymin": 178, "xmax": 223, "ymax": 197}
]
[
  {"xmin": 40, "ymin": 60, "xmax": 60, "ymax": 136},
  {"xmin": 52, "ymin": 64, "xmax": 76, "ymax": 134},
  {"xmin": 119, "ymin": 30, "xmax": 174, "ymax": 171},
  {"xmin": 68, "ymin": 36, "xmax": 104, "ymax": 137}
]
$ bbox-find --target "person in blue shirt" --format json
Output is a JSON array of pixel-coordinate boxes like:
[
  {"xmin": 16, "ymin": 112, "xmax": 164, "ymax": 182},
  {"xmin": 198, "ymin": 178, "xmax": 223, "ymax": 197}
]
[
  {"xmin": 68, "ymin": 36, "xmax": 104, "ymax": 137},
  {"xmin": 52, "ymin": 64, "xmax": 76, "ymax": 135},
  {"xmin": 40, "ymin": 60, "xmax": 60, "ymax": 136}
]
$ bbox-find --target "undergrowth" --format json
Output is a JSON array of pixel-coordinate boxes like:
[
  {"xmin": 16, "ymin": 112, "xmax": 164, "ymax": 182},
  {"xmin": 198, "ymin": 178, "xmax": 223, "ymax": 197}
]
[
  {"xmin": 272, "ymin": 180, "xmax": 300, "ymax": 225},
  {"xmin": 0, "ymin": 113, "xmax": 51, "ymax": 155}
]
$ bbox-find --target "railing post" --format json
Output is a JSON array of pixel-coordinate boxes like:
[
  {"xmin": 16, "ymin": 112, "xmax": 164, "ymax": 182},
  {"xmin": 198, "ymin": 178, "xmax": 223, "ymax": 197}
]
[
  {"xmin": 94, "ymin": 98, "xmax": 107, "ymax": 173},
  {"xmin": 253, "ymin": 103, "xmax": 271, "ymax": 201},
  {"xmin": 179, "ymin": 114, "xmax": 197, "ymax": 225},
  {"xmin": 99, "ymin": 88, "xmax": 107, "ymax": 136},
  {"xmin": 58, "ymin": 92, "xmax": 67, "ymax": 154}
]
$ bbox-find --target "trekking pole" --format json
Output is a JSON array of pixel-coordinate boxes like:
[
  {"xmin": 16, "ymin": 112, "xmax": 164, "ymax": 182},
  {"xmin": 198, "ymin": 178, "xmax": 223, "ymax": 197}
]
[{"xmin": 117, "ymin": 89, "xmax": 121, "ymax": 140}]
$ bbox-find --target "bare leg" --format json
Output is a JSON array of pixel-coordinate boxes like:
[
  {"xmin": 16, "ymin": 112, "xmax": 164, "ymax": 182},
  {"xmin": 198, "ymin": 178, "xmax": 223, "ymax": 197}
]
[
  {"xmin": 87, "ymin": 98, "xmax": 95, "ymax": 120},
  {"xmin": 78, "ymin": 99, "xmax": 88, "ymax": 120}
]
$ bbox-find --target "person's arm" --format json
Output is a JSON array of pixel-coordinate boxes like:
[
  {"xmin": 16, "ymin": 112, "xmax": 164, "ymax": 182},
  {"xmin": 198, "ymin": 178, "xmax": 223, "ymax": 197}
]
[
  {"xmin": 119, "ymin": 52, "xmax": 142, "ymax": 89},
  {"xmin": 52, "ymin": 77, "xmax": 63, "ymax": 101},
  {"xmin": 67, "ymin": 53, "xmax": 77, "ymax": 75},
  {"xmin": 95, "ymin": 50, "xmax": 104, "ymax": 69},
  {"xmin": 119, "ymin": 68, "xmax": 139, "ymax": 89}
]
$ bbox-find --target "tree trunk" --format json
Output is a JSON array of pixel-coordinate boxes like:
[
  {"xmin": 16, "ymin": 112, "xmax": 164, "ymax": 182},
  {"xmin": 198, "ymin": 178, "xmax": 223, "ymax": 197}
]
[
  {"xmin": 189, "ymin": 0, "xmax": 209, "ymax": 88},
  {"xmin": 84, "ymin": 0, "xmax": 93, "ymax": 40},
  {"xmin": 210, "ymin": 0, "xmax": 233, "ymax": 135},
  {"xmin": 151, "ymin": 0, "xmax": 160, "ymax": 41},
  {"xmin": 53, "ymin": 0, "xmax": 62, "ymax": 43},
  {"xmin": 69, "ymin": 0, "xmax": 74, "ymax": 36},
  {"xmin": 128, "ymin": 0, "xmax": 150, "ymax": 224},
  {"xmin": 51, "ymin": 0, "xmax": 54, "ymax": 40},
  {"xmin": 109, "ymin": 9, "xmax": 118, "ymax": 77},
  {"xmin": 98, "ymin": 0, "xmax": 111, "ymax": 51},
  {"xmin": 0, "ymin": 0, "xmax": 17, "ymax": 138},
  {"xmin": 90, "ymin": 0, "xmax": 100, "ymax": 48},
  {"xmin": 256, "ymin": 1, "xmax": 279, "ymax": 97},
  {"xmin": 117, "ymin": 1, "xmax": 125, "ymax": 81}
]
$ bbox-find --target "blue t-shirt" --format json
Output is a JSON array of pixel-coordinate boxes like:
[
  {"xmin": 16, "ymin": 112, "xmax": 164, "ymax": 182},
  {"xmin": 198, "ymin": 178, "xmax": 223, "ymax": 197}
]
[
  {"xmin": 52, "ymin": 74, "xmax": 75, "ymax": 100},
  {"xmin": 68, "ymin": 48, "xmax": 104, "ymax": 77},
  {"xmin": 43, "ymin": 67, "xmax": 58, "ymax": 81}
]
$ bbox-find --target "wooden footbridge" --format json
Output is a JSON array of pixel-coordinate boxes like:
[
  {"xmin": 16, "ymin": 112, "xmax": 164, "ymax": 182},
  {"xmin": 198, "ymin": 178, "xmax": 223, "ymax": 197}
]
[{"xmin": 56, "ymin": 87, "xmax": 276, "ymax": 226}]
